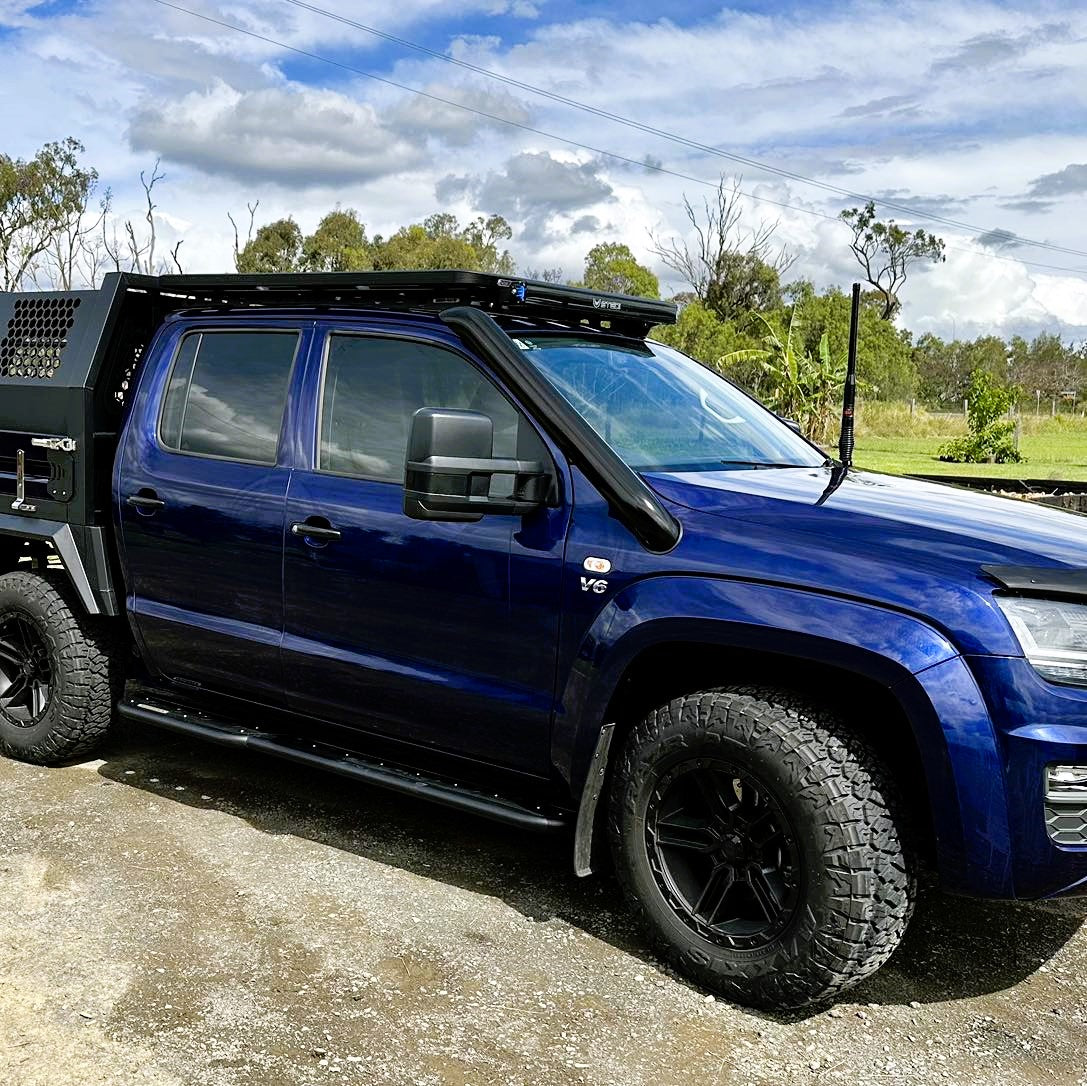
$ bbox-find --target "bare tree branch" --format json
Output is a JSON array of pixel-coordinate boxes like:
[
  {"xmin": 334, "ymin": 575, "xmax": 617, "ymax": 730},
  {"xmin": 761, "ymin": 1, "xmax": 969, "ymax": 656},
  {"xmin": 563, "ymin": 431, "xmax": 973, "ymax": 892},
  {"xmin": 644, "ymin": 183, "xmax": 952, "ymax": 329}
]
[{"xmin": 650, "ymin": 176, "xmax": 794, "ymax": 319}]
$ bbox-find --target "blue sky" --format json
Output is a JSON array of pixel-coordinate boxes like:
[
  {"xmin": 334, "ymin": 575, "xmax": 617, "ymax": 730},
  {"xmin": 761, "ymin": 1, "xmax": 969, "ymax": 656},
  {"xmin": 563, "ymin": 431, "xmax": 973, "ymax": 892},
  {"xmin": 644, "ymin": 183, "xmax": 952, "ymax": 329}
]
[{"xmin": 1, "ymin": 0, "xmax": 1086, "ymax": 339}]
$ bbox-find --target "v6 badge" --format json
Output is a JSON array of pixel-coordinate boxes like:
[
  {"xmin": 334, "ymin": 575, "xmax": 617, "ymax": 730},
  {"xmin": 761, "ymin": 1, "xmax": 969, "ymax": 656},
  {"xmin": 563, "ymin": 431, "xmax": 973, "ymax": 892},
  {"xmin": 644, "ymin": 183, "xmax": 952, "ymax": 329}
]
[{"xmin": 580, "ymin": 577, "xmax": 608, "ymax": 594}]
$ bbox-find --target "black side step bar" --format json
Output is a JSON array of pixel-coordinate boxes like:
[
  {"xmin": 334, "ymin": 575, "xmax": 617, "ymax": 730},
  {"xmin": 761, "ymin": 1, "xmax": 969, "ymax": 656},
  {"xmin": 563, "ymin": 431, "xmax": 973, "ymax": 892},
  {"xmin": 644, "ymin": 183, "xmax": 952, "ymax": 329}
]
[{"xmin": 118, "ymin": 696, "xmax": 565, "ymax": 832}]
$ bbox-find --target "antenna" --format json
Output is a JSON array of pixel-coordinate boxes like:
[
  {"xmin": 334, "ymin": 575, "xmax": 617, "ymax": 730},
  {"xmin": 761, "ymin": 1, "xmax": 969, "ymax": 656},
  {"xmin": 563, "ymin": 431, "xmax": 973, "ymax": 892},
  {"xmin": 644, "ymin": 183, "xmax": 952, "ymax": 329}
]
[{"xmin": 838, "ymin": 282, "xmax": 861, "ymax": 468}]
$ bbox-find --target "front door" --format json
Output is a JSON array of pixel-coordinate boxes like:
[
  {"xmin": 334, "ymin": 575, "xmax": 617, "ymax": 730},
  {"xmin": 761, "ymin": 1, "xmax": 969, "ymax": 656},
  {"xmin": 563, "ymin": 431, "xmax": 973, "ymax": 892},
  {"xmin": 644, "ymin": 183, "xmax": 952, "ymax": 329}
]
[
  {"xmin": 116, "ymin": 322, "xmax": 307, "ymax": 703},
  {"xmin": 282, "ymin": 326, "xmax": 568, "ymax": 773}
]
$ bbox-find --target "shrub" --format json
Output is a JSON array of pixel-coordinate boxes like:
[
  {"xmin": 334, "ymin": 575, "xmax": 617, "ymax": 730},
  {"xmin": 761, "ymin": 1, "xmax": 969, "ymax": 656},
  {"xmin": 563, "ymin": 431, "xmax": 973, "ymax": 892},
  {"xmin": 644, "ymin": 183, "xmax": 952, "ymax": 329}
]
[{"xmin": 937, "ymin": 369, "xmax": 1023, "ymax": 464}]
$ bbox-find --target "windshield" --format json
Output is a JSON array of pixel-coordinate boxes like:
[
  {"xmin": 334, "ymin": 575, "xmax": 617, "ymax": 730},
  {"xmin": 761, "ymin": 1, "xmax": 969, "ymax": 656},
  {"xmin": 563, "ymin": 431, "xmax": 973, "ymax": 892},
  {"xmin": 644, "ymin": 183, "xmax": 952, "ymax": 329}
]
[{"xmin": 511, "ymin": 334, "xmax": 827, "ymax": 473}]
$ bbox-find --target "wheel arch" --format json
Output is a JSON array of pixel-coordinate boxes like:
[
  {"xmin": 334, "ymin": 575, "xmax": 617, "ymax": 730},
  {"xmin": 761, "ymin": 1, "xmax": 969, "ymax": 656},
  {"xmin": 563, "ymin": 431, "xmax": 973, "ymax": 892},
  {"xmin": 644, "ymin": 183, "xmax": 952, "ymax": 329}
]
[
  {"xmin": 0, "ymin": 514, "xmax": 118, "ymax": 617},
  {"xmin": 558, "ymin": 576, "xmax": 1001, "ymax": 892}
]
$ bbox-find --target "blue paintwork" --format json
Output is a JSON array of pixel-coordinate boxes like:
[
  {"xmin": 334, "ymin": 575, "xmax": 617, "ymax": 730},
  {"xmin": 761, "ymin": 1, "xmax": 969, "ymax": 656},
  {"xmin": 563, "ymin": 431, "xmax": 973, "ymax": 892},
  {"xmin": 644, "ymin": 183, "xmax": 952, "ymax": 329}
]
[
  {"xmin": 113, "ymin": 309, "xmax": 1087, "ymax": 901},
  {"xmin": 114, "ymin": 319, "xmax": 316, "ymax": 703},
  {"xmin": 280, "ymin": 320, "xmax": 570, "ymax": 771}
]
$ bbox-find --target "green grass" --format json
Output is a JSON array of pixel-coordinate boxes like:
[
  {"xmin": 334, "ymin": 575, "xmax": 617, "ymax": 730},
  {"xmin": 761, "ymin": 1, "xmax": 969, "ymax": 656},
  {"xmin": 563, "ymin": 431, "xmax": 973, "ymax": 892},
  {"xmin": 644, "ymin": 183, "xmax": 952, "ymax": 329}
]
[{"xmin": 850, "ymin": 402, "xmax": 1087, "ymax": 482}]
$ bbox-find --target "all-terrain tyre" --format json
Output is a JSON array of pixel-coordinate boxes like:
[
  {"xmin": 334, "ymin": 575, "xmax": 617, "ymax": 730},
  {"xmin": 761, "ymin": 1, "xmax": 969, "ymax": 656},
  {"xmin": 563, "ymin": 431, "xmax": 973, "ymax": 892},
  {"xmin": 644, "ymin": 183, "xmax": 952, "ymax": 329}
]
[
  {"xmin": 0, "ymin": 570, "xmax": 117, "ymax": 765},
  {"xmin": 609, "ymin": 687, "xmax": 915, "ymax": 1009}
]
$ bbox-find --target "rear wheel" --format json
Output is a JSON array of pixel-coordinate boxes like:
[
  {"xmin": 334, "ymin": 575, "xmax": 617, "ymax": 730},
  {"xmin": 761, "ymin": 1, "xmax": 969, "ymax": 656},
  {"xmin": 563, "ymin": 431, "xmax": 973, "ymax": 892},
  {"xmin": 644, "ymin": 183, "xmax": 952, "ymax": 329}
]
[
  {"xmin": 0, "ymin": 570, "xmax": 117, "ymax": 765},
  {"xmin": 609, "ymin": 688, "xmax": 915, "ymax": 1009}
]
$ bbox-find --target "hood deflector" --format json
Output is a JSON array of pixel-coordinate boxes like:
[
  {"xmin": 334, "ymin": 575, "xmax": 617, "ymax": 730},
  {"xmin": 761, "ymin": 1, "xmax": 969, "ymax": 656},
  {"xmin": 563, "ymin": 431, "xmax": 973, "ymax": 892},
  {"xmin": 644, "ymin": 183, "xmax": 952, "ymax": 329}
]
[{"xmin": 982, "ymin": 565, "xmax": 1087, "ymax": 600}]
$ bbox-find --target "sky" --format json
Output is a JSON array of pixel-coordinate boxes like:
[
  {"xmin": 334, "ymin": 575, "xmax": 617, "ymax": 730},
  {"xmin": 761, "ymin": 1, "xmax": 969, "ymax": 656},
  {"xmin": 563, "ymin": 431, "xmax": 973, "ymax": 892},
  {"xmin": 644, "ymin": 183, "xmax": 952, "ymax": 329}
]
[{"xmin": 2, "ymin": 0, "xmax": 1087, "ymax": 342}]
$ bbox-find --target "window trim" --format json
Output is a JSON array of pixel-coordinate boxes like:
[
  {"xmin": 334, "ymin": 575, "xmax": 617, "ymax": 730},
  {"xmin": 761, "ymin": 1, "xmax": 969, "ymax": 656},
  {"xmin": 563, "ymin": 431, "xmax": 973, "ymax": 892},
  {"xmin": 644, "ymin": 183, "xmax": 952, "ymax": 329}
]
[
  {"xmin": 313, "ymin": 327, "xmax": 557, "ymax": 487},
  {"xmin": 156, "ymin": 326, "xmax": 302, "ymax": 467}
]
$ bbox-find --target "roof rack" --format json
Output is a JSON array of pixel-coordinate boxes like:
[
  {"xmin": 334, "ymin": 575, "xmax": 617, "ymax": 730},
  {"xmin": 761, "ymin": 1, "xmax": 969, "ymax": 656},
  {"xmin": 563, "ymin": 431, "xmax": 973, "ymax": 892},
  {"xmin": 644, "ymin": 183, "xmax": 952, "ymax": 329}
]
[{"xmin": 153, "ymin": 270, "xmax": 676, "ymax": 337}]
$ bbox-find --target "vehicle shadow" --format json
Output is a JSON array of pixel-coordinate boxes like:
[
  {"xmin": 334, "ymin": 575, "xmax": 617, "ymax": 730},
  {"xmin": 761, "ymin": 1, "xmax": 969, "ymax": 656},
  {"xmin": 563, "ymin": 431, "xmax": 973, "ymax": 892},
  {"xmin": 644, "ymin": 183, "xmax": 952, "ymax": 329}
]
[{"xmin": 94, "ymin": 725, "xmax": 1084, "ymax": 1020}]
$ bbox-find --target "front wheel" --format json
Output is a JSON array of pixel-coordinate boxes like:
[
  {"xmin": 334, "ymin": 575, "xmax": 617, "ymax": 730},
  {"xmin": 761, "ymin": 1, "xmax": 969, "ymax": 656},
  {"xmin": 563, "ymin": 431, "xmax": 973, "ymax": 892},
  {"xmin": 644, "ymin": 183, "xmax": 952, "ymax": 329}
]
[
  {"xmin": 0, "ymin": 570, "xmax": 117, "ymax": 765},
  {"xmin": 609, "ymin": 688, "xmax": 915, "ymax": 1009}
]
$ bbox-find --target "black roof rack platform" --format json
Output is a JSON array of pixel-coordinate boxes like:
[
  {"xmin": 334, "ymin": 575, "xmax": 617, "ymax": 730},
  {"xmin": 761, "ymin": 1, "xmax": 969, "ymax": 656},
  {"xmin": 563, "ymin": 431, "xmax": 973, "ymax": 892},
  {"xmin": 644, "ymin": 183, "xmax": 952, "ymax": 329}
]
[{"xmin": 153, "ymin": 270, "xmax": 676, "ymax": 337}]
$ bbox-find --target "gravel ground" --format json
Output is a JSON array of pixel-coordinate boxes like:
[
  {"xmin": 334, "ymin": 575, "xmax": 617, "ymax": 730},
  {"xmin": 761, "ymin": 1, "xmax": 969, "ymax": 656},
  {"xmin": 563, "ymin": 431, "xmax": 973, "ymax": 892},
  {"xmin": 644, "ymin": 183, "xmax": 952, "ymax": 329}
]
[{"xmin": 2, "ymin": 724, "xmax": 1086, "ymax": 1086}]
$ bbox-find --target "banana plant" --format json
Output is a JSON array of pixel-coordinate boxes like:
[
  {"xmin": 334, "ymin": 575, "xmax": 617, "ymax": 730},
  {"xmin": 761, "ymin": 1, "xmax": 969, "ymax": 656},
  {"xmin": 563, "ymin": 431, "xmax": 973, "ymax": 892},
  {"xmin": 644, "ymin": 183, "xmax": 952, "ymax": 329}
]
[{"xmin": 719, "ymin": 309, "xmax": 846, "ymax": 444}]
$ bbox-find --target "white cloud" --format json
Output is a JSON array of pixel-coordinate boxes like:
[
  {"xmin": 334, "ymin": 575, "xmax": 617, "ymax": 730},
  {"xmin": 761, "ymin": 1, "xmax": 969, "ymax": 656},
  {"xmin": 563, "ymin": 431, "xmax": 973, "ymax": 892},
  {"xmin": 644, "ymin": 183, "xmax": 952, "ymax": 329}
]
[
  {"xmin": 0, "ymin": 0, "xmax": 1084, "ymax": 341},
  {"xmin": 129, "ymin": 81, "xmax": 427, "ymax": 186}
]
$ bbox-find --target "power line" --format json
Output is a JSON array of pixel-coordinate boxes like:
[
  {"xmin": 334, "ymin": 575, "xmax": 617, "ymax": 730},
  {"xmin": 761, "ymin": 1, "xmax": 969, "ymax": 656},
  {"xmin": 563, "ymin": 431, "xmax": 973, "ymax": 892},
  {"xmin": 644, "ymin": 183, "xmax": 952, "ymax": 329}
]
[
  {"xmin": 148, "ymin": 0, "xmax": 1087, "ymax": 280},
  {"xmin": 277, "ymin": 0, "xmax": 1087, "ymax": 264}
]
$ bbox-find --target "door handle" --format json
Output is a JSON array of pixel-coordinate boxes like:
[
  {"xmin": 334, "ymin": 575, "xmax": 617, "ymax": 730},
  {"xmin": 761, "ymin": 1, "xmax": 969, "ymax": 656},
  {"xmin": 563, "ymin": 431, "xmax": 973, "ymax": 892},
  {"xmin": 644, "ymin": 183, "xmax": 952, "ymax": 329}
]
[
  {"xmin": 291, "ymin": 518, "xmax": 342, "ymax": 544},
  {"xmin": 127, "ymin": 491, "xmax": 166, "ymax": 511}
]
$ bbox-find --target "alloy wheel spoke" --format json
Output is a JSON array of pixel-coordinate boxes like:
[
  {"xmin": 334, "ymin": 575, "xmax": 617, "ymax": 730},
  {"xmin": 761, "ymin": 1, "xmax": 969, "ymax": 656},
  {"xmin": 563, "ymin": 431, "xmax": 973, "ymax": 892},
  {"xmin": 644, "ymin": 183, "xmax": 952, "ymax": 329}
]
[
  {"xmin": 747, "ymin": 864, "xmax": 786, "ymax": 923},
  {"xmin": 8, "ymin": 618, "xmax": 33, "ymax": 657},
  {"xmin": 0, "ymin": 613, "xmax": 50, "ymax": 724},
  {"xmin": 0, "ymin": 673, "xmax": 29, "ymax": 709},
  {"xmin": 691, "ymin": 769, "xmax": 734, "ymax": 822},
  {"xmin": 654, "ymin": 816, "xmax": 718, "ymax": 853},
  {"xmin": 647, "ymin": 758, "xmax": 799, "ymax": 949},
  {"xmin": 693, "ymin": 863, "xmax": 736, "ymax": 925},
  {"xmin": 0, "ymin": 636, "xmax": 24, "ymax": 669},
  {"xmin": 31, "ymin": 680, "xmax": 48, "ymax": 717}
]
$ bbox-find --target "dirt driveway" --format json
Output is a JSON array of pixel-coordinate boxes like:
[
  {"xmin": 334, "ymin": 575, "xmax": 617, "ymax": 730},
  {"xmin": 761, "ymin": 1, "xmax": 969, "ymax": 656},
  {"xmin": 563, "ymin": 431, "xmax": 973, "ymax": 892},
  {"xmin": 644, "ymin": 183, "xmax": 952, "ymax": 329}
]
[{"xmin": 1, "ymin": 725, "xmax": 1086, "ymax": 1086}]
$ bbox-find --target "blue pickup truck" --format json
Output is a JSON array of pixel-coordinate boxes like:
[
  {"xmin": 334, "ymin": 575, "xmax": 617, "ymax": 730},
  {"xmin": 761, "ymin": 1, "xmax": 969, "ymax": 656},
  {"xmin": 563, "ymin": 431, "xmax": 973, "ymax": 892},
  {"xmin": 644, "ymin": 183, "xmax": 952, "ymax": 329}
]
[{"xmin": 2, "ymin": 271, "xmax": 1086, "ymax": 1009}]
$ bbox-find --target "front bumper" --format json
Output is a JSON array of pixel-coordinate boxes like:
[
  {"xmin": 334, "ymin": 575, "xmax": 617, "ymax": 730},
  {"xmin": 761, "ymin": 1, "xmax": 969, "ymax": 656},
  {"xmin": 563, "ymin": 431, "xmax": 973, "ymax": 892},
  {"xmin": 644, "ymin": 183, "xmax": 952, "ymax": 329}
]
[{"xmin": 967, "ymin": 655, "xmax": 1087, "ymax": 899}]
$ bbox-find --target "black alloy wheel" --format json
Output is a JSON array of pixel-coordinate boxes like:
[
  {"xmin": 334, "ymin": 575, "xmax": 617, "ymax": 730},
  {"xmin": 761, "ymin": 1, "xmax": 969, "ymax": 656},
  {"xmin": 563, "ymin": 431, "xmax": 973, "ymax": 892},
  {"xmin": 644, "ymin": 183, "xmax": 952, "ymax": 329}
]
[
  {"xmin": 0, "ymin": 611, "xmax": 53, "ymax": 726},
  {"xmin": 645, "ymin": 758, "xmax": 800, "ymax": 949}
]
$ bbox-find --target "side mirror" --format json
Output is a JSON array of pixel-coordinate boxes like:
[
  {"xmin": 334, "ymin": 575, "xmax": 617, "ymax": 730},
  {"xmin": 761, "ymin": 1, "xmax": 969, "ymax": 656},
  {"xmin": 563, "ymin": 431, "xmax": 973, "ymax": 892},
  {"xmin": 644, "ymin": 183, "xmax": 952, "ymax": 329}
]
[
  {"xmin": 403, "ymin": 407, "xmax": 553, "ymax": 522},
  {"xmin": 777, "ymin": 415, "xmax": 803, "ymax": 435}
]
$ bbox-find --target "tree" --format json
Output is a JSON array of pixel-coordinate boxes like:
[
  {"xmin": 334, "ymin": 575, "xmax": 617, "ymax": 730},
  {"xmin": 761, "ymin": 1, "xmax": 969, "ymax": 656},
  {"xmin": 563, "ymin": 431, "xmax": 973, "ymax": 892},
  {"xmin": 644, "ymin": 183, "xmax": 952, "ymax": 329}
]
[
  {"xmin": 372, "ymin": 212, "xmax": 514, "ymax": 273},
  {"xmin": 651, "ymin": 176, "xmax": 795, "ymax": 320},
  {"xmin": 459, "ymin": 214, "xmax": 515, "ymax": 275},
  {"xmin": 103, "ymin": 160, "xmax": 183, "ymax": 275},
  {"xmin": 523, "ymin": 266, "xmax": 565, "ymax": 283},
  {"xmin": 789, "ymin": 282, "xmax": 916, "ymax": 400},
  {"xmin": 0, "ymin": 137, "xmax": 99, "ymax": 290},
  {"xmin": 938, "ymin": 369, "xmax": 1022, "ymax": 463},
  {"xmin": 580, "ymin": 242, "xmax": 659, "ymax": 298},
  {"xmin": 303, "ymin": 208, "xmax": 372, "ymax": 272},
  {"xmin": 235, "ymin": 217, "xmax": 304, "ymax": 273},
  {"xmin": 840, "ymin": 201, "xmax": 945, "ymax": 320},
  {"xmin": 913, "ymin": 333, "xmax": 963, "ymax": 405},
  {"xmin": 650, "ymin": 300, "xmax": 764, "ymax": 389},
  {"xmin": 721, "ymin": 308, "xmax": 845, "ymax": 443}
]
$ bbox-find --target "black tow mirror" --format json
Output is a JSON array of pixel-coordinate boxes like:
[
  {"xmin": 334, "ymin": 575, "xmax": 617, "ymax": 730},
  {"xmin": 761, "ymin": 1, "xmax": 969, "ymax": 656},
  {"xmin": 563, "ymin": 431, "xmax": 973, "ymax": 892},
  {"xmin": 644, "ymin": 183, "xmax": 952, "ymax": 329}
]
[{"xmin": 403, "ymin": 408, "xmax": 553, "ymax": 522}]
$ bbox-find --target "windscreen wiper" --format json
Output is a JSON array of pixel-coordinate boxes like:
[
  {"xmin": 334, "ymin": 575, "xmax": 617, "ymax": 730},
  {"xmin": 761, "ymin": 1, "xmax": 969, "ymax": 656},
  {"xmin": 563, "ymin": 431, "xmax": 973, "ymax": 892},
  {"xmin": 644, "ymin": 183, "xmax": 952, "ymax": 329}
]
[{"xmin": 718, "ymin": 460, "xmax": 814, "ymax": 469}]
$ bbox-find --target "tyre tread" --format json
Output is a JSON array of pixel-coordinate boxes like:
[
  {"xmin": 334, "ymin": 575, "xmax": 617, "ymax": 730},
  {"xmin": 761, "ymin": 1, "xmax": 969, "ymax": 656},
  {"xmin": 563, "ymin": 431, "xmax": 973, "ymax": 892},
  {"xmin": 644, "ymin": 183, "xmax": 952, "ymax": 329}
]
[
  {"xmin": 609, "ymin": 685, "xmax": 915, "ymax": 1009},
  {"xmin": 0, "ymin": 569, "xmax": 117, "ymax": 765}
]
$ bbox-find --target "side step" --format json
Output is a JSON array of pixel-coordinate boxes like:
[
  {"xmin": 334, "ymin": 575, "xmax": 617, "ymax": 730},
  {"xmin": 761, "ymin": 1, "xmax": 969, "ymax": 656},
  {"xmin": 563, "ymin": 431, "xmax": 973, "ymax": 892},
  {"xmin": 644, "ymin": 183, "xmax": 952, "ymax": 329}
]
[{"xmin": 117, "ymin": 693, "xmax": 565, "ymax": 832}]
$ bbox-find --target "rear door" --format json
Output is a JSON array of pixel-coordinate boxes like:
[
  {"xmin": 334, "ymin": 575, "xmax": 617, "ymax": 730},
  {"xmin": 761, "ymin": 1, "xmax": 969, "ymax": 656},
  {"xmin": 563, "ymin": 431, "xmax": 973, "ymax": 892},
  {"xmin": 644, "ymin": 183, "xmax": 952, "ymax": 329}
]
[
  {"xmin": 281, "ymin": 324, "xmax": 569, "ymax": 772},
  {"xmin": 116, "ymin": 321, "xmax": 310, "ymax": 703}
]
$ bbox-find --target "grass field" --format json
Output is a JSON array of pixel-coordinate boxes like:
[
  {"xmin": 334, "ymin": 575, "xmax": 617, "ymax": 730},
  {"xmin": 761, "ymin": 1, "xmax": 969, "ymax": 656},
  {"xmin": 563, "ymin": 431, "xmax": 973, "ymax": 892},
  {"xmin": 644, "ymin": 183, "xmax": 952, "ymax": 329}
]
[{"xmin": 851, "ymin": 402, "xmax": 1087, "ymax": 482}]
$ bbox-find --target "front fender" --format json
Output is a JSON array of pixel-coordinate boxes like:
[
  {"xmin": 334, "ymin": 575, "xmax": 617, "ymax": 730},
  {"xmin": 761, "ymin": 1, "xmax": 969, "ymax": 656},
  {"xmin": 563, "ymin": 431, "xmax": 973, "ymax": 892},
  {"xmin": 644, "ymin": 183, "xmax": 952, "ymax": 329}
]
[{"xmin": 556, "ymin": 575, "xmax": 1012, "ymax": 896}]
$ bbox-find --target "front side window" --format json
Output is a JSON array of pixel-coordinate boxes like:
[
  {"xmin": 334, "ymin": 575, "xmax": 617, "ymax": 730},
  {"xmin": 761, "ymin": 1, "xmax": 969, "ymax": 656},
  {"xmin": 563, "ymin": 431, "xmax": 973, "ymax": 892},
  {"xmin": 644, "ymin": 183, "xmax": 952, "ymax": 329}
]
[
  {"xmin": 511, "ymin": 334, "xmax": 827, "ymax": 473},
  {"xmin": 160, "ymin": 330, "xmax": 298, "ymax": 463},
  {"xmin": 319, "ymin": 334, "xmax": 542, "ymax": 482}
]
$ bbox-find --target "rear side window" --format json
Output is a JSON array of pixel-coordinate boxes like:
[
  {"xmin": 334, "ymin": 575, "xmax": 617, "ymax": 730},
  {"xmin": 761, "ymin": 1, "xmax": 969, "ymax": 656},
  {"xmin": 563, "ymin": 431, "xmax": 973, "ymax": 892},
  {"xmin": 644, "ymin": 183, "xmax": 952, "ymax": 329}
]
[
  {"xmin": 319, "ymin": 334, "xmax": 543, "ymax": 482},
  {"xmin": 160, "ymin": 330, "xmax": 298, "ymax": 463}
]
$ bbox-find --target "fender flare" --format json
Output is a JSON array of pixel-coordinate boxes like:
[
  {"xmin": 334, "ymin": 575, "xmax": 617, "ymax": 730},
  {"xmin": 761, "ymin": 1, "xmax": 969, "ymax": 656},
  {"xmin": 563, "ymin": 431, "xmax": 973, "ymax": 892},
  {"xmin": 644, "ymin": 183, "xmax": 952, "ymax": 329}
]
[
  {"xmin": 561, "ymin": 575, "xmax": 1009, "ymax": 893},
  {"xmin": 0, "ymin": 513, "xmax": 117, "ymax": 615}
]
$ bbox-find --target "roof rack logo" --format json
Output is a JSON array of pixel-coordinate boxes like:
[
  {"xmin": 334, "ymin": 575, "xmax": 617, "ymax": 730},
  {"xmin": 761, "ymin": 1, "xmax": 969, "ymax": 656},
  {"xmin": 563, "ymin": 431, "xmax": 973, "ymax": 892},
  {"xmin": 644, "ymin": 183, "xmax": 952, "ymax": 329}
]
[{"xmin": 592, "ymin": 298, "xmax": 622, "ymax": 311}]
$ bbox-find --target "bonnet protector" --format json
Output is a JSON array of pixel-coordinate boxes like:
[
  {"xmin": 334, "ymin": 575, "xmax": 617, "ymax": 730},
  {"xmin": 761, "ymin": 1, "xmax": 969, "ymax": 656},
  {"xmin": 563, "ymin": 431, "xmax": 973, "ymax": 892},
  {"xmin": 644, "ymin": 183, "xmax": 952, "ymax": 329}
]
[{"xmin": 982, "ymin": 565, "xmax": 1087, "ymax": 600}]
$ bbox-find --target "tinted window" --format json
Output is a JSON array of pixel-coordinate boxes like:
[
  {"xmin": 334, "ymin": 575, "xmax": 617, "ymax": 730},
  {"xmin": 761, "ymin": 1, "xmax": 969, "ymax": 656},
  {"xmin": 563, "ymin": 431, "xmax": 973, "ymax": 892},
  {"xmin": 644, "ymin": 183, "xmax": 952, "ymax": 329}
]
[
  {"xmin": 160, "ymin": 331, "xmax": 298, "ymax": 463},
  {"xmin": 319, "ymin": 335, "xmax": 540, "ymax": 482}
]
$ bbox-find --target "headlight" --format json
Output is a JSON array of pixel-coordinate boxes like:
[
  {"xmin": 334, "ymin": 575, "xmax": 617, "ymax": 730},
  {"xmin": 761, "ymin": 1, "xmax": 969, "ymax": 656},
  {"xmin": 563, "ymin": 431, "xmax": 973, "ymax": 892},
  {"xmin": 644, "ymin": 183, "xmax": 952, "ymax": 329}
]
[{"xmin": 996, "ymin": 596, "xmax": 1087, "ymax": 686}]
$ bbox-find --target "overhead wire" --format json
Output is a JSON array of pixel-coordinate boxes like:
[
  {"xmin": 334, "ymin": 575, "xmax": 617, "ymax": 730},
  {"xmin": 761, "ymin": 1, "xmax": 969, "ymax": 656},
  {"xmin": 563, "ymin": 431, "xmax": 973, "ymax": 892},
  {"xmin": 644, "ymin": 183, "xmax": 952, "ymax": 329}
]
[
  {"xmin": 148, "ymin": 0, "xmax": 1087, "ymax": 280},
  {"xmin": 277, "ymin": 0, "xmax": 1087, "ymax": 263}
]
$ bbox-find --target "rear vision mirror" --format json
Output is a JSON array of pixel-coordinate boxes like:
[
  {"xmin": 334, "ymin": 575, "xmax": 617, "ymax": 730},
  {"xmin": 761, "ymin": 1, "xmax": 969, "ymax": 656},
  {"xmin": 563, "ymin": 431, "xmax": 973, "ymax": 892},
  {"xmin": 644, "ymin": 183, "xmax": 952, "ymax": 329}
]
[{"xmin": 403, "ymin": 407, "xmax": 554, "ymax": 522}]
